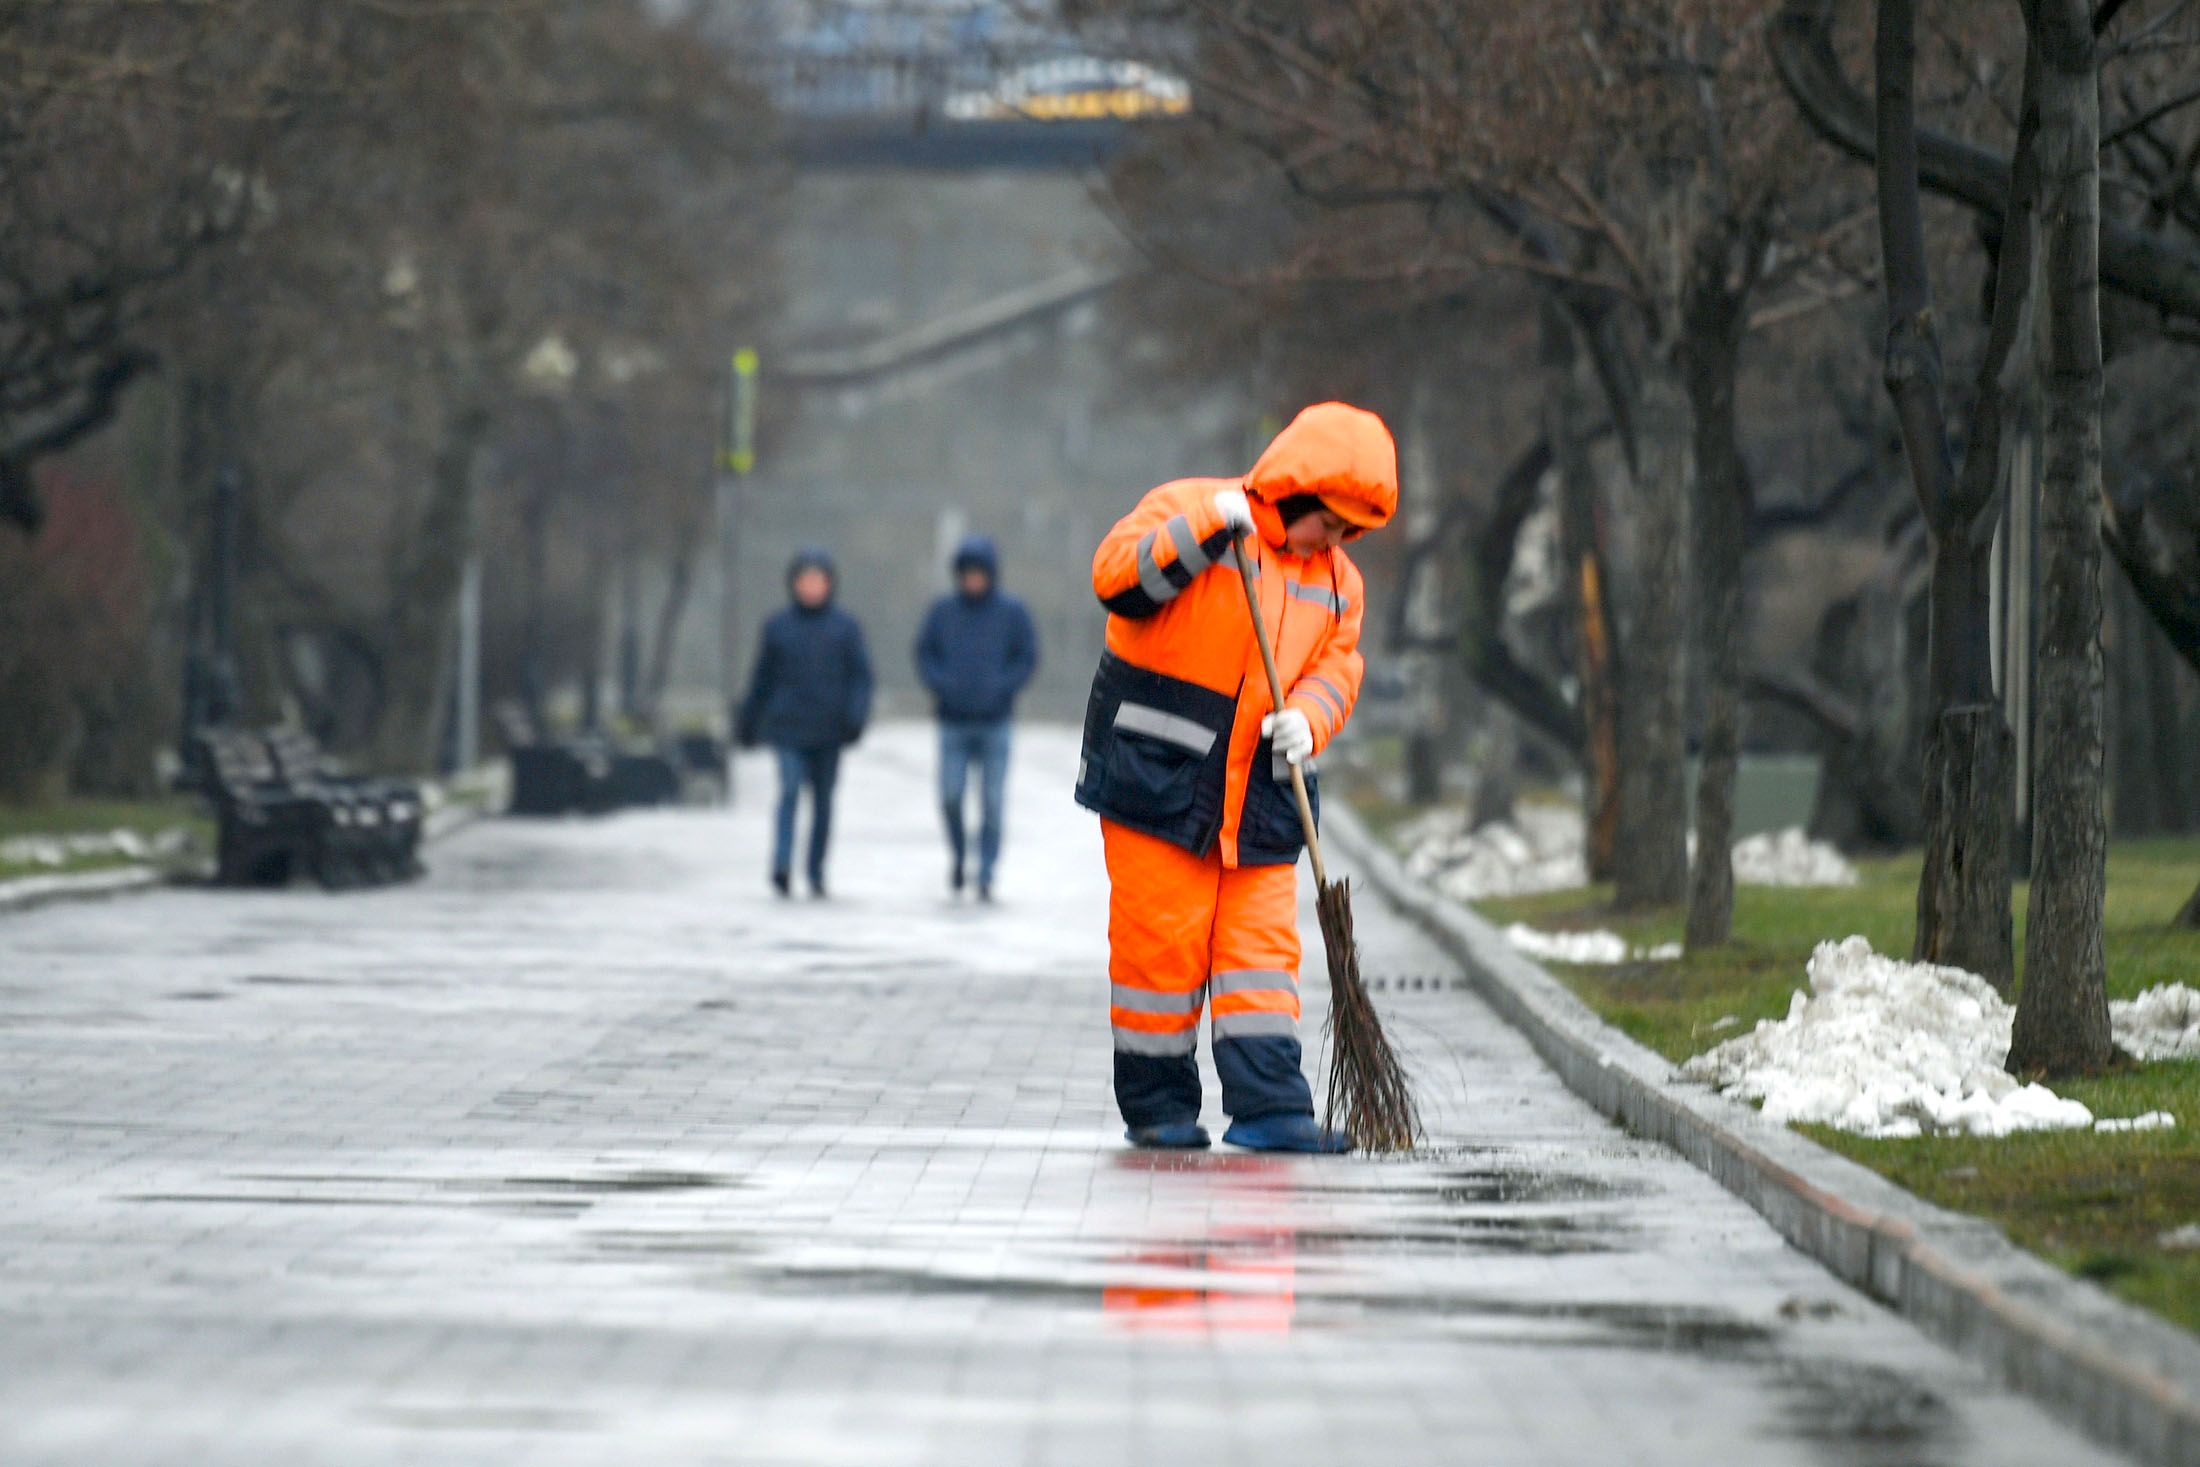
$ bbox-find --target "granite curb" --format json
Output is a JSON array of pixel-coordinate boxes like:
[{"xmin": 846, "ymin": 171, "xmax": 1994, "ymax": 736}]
[
  {"xmin": 0, "ymin": 864, "xmax": 171, "ymax": 918},
  {"xmin": 1327, "ymin": 802, "xmax": 2200, "ymax": 1467}
]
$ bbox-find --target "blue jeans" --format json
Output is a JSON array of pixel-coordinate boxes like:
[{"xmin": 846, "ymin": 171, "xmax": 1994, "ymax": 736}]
[
  {"xmin": 938, "ymin": 719, "xmax": 1012, "ymax": 886},
  {"xmin": 772, "ymin": 745, "xmax": 841, "ymax": 885}
]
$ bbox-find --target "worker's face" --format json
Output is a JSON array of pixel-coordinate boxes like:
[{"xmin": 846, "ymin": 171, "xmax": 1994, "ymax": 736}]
[
  {"xmin": 1285, "ymin": 507, "xmax": 1357, "ymax": 556},
  {"xmin": 791, "ymin": 567, "xmax": 831, "ymax": 607},
  {"xmin": 957, "ymin": 566, "xmax": 992, "ymax": 598}
]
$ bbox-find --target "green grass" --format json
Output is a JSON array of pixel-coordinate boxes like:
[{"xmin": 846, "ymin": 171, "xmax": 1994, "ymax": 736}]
[
  {"xmin": 1463, "ymin": 835, "xmax": 2200, "ymax": 1334},
  {"xmin": 0, "ymin": 797, "xmax": 212, "ymax": 882}
]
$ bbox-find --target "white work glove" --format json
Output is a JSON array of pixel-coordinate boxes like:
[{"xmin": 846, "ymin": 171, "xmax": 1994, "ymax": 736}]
[
  {"xmin": 1263, "ymin": 707, "xmax": 1315, "ymax": 765},
  {"xmin": 1212, "ymin": 486, "xmax": 1256, "ymax": 541}
]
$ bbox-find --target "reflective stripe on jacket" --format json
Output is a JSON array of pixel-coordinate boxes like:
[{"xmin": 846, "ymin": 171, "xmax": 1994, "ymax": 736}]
[{"xmin": 1074, "ymin": 477, "xmax": 1365, "ymax": 868}]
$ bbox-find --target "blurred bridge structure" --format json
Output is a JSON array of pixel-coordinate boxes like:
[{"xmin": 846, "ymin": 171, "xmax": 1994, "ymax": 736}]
[{"xmin": 749, "ymin": 8, "xmax": 1187, "ymax": 171}]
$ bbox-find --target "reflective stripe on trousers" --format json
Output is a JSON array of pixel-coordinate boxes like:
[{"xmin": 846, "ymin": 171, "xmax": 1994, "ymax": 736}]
[{"xmin": 1102, "ymin": 819, "xmax": 1311, "ymax": 1125}]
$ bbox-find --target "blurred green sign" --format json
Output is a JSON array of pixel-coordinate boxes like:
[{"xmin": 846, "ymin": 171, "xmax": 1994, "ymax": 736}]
[{"xmin": 721, "ymin": 347, "xmax": 759, "ymax": 475}]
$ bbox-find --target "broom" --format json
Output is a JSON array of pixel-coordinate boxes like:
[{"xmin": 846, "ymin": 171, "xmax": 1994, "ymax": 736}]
[{"xmin": 1230, "ymin": 539, "xmax": 1421, "ymax": 1152}]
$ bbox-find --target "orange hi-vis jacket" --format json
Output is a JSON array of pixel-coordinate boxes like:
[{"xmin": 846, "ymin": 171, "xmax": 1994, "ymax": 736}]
[{"xmin": 1074, "ymin": 403, "xmax": 1396, "ymax": 868}]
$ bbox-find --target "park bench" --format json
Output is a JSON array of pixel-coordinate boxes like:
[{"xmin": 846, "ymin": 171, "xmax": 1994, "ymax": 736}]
[
  {"xmin": 184, "ymin": 726, "xmax": 423, "ymax": 889},
  {"xmin": 260, "ymin": 725, "xmax": 425, "ymax": 885},
  {"xmin": 184, "ymin": 727, "xmax": 335, "ymax": 887},
  {"xmin": 497, "ymin": 703, "xmax": 618, "ymax": 816},
  {"xmin": 495, "ymin": 702, "xmax": 713, "ymax": 815}
]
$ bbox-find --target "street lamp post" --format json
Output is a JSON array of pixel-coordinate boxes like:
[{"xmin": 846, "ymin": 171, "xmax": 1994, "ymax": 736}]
[{"xmin": 718, "ymin": 346, "xmax": 759, "ymax": 803}]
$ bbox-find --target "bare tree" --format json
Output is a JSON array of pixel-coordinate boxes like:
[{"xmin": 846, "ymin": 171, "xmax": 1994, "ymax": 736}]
[
  {"xmin": 2008, "ymin": 0, "xmax": 2114, "ymax": 1074},
  {"xmin": 1869, "ymin": 0, "xmax": 2028, "ymax": 990}
]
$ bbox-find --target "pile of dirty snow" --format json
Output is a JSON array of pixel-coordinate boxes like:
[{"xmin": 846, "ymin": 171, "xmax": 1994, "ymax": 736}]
[
  {"xmin": 1503, "ymin": 924, "xmax": 1681, "ymax": 966},
  {"xmin": 1396, "ymin": 805, "xmax": 1858, "ymax": 901},
  {"xmin": 1729, "ymin": 828, "xmax": 1858, "ymax": 888},
  {"xmin": 2112, "ymin": 983, "xmax": 2200, "ymax": 1062},
  {"xmin": 1684, "ymin": 937, "xmax": 2125, "ymax": 1138},
  {"xmin": 0, "ymin": 827, "xmax": 190, "ymax": 869},
  {"xmin": 1398, "ymin": 805, "xmax": 1587, "ymax": 901}
]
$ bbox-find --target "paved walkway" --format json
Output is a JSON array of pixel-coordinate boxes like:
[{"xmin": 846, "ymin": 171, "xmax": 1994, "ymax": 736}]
[{"xmin": 1, "ymin": 725, "xmax": 2109, "ymax": 1465}]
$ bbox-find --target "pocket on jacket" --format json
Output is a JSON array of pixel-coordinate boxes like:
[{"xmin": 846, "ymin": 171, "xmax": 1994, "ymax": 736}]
[
  {"xmin": 1238, "ymin": 738, "xmax": 1318, "ymax": 864},
  {"xmin": 1101, "ymin": 702, "xmax": 1212, "ymax": 821}
]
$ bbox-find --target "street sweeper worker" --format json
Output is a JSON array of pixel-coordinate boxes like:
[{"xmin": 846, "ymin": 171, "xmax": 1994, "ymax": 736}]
[{"xmin": 1074, "ymin": 401, "xmax": 1397, "ymax": 1153}]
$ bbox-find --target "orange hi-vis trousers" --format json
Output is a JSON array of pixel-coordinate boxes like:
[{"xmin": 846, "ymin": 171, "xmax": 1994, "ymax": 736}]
[{"xmin": 1103, "ymin": 819, "xmax": 1314, "ymax": 1127}]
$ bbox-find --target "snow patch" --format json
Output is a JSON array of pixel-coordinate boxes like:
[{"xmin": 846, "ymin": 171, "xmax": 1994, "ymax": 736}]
[
  {"xmin": 1502, "ymin": 924, "xmax": 1680, "ymax": 966},
  {"xmin": 1683, "ymin": 937, "xmax": 2184, "ymax": 1138},
  {"xmin": 1729, "ymin": 828, "xmax": 1857, "ymax": 888},
  {"xmin": 1396, "ymin": 806, "xmax": 1856, "ymax": 900},
  {"xmin": 2159, "ymin": 1224, "xmax": 2200, "ymax": 1251},
  {"xmin": 2111, "ymin": 983, "xmax": 2200, "ymax": 1062},
  {"xmin": 0, "ymin": 827, "xmax": 190, "ymax": 868},
  {"xmin": 2093, "ymin": 1111, "xmax": 2176, "ymax": 1134},
  {"xmin": 1398, "ymin": 806, "xmax": 1586, "ymax": 901},
  {"xmin": 1682, "ymin": 937, "xmax": 2095, "ymax": 1138}
]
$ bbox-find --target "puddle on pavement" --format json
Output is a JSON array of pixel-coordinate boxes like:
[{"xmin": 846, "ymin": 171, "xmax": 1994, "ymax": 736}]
[
  {"xmin": 1286, "ymin": 1213, "xmax": 1619, "ymax": 1255},
  {"xmin": 1431, "ymin": 1168, "xmax": 1642, "ymax": 1205},
  {"xmin": 127, "ymin": 1167, "xmax": 741, "ymax": 1216},
  {"xmin": 1771, "ymin": 1357, "xmax": 1959, "ymax": 1464},
  {"xmin": 724, "ymin": 1254, "xmax": 1779, "ymax": 1354},
  {"xmin": 486, "ymin": 1169, "xmax": 736, "ymax": 1194}
]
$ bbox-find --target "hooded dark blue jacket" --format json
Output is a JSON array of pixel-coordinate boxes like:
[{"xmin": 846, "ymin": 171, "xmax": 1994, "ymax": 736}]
[
  {"xmin": 914, "ymin": 535, "xmax": 1039, "ymax": 723},
  {"xmin": 738, "ymin": 548, "xmax": 874, "ymax": 750}
]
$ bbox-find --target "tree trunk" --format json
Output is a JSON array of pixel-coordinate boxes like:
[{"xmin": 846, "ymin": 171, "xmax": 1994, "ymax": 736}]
[
  {"xmin": 2139, "ymin": 595, "xmax": 2195, "ymax": 833},
  {"xmin": 520, "ymin": 491, "xmax": 551, "ymax": 731},
  {"xmin": 579, "ymin": 530, "xmax": 610, "ymax": 734},
  {"xmin": 1544, "ymin": 297, "xmax": 1623, "ymax": 881},
  {"xmin": 1913, "ymin": 707, "xmax": 2016, "ymax": 989},
  {"xmin": 2108, "ymin": 573, "xmax": 2159, "ymax": 837},
  {"xmin": 1875, "ymin": 0, "xmax": 2019, "ymax": 988},
  {"xmin": 1613, "ymin": 350, "xmax": 1692, "ymax": 911},
  {"xmin": 639, "ymin": 529, "xmax": 699, "ymax": 729},
  {"xmin": 370, "ymin": 379, "xmax": 489, "ymax": 773},
  {"xmin": 1912, "ymin": 544, "xmax": 2014, "ymax": 990},
  {"xmin": 1682, "ymin": 249, "xmax": 1752, "ymax": 950},
  {"xmin": 1471, "ymin": 715, "xmax": 1519, "ymax": 830},
  {"xmin": 616, "ymin": 540, "xmax": 642, "ymax": 724},
  {"xmin": 2009, "ymin": 0, "xmax": 2113, "ymax": 1076},
  {"xmin": 1401, "ymin": 371, "xmax": 1451, "ymax": 808}
]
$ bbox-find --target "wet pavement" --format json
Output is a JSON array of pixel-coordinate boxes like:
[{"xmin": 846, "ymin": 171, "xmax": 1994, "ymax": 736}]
[{"xmin": 0, "ymin": 725, "xmax": 2114, "ymax": 1465}]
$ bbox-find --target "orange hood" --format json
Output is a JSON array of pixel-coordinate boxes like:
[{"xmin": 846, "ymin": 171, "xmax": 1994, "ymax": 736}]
[{"xmin": 1246, "ymin": 402, "xmax": 1399, "ymax": 531}]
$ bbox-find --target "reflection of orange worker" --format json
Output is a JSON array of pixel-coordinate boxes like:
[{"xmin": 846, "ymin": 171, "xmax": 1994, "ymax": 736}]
[{"xmin": 1075, "ymin": 403, "xmax": 1398, "ymax": 1153}]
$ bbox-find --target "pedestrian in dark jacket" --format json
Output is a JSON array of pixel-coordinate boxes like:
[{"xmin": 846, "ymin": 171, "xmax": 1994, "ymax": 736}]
[
  {"xmin": 914, "ymin": 534, "xmax": 1037, "ymax": 900},
  {"xmin": 738, "ymin": 547, "xmax": 873, "ymax": 897}
]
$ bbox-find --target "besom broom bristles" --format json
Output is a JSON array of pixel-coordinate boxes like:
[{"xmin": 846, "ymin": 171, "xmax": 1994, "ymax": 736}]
[
  {"xmin": 1316, "ymin": 876, "xmax": 1420, "ymax": 1150},
  {"xmin": 1229, "ymin": 541, "xmax": 1421, "ymax": 1152}
]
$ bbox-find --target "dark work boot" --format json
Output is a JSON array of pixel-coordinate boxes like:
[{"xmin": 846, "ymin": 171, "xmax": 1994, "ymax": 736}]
[
  {"xmin": 1222, "ymin": 1114, "xmax": 1351, "ymax": 1153},
  {"xmin": 1126, "ymin": 1122, "xmax": 1211, "ymax": 1149},
  {"xmin": 770, "ymin": 871, "xmax": 790, "ymax": 898}
]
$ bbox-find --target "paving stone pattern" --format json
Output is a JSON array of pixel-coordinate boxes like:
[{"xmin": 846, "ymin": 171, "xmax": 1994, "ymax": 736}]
[{"xmin": 0, "ymin": 726, "xmax": 2113, "ymax": 1465}]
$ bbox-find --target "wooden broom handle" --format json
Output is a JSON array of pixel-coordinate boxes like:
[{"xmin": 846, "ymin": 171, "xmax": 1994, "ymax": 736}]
[{"xmin": 1230, "ymin": 537, "xmax": 1328, "ymax": 886}]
